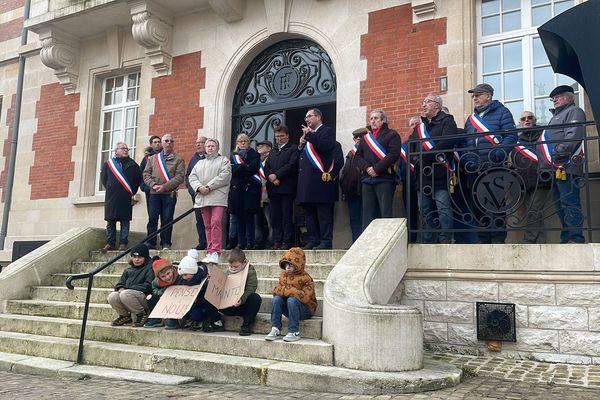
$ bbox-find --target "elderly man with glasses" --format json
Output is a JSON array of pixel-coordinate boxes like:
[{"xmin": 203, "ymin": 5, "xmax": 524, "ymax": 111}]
[
  {"xmin": 142, "ymin": 133, "xmax": 185, "ymax": 250},
  {"xmin": 100, "ymin": 142, "xmax": 142, "ymax": 253}
]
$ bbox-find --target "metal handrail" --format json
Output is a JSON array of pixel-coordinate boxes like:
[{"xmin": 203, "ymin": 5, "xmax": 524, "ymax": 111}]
[{"xmin": 66, "ymin": 206, "xmax": 195, "ymax": 364}]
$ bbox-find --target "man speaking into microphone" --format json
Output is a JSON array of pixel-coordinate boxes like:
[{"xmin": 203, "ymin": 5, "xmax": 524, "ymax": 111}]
[{"xmin": 296, "ymin": 108, "xmax": 339, "ymax": 250}]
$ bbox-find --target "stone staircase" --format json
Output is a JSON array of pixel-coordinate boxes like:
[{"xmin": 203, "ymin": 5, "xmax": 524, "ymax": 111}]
[{"xmin": 0, "ymin": 247, "xmax": 462, "ymax": 393}]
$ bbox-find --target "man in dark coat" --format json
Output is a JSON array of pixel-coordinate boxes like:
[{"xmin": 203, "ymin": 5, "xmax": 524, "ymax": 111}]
[
  {"xmin": 185, "ymin": 135, "xmax": 208, "ymax": 250},
  {"xmin": 296, "ymin": 108, "xmax": 339, "ymax": 249},
  {"xmin": 100, "ymin": 142, "xmax": 142, "ymax": 252},
  {"xmin": 265, "ymin": 125, "xmax": 298, "ymax": 250},
  {"xmin": 139, "ymin": 135, "xmax": 161, "ymax": 214},
  {"xmin": 353, "ymin": 109, "xmax": 400, "ymax": 231},
  {"xmin": 229, "ymin": 133, "xmax": 261, "ymax": 249}
]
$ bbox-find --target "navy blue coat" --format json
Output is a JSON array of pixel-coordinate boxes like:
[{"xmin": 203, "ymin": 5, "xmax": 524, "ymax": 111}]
[
  {"xmin": 461, "ymin": 100, "xmax": 516, "ymax": 159},
  {"xmin": 264, "ymin": 143, "xmax": 299, "ymax": 196},
  {"xmin": 296, "ymin": 125, "xmax": 341, "ymax": 204},
  {"xmin": 185, "ymin": 152, "xmax": 205, "ymax": 199},
  {"xmin": 228, "ymin": 148, "xmax": 261, "ymax": 214}
]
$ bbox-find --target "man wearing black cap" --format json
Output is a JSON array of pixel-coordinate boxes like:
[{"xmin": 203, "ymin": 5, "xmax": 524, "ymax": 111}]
[
  {"xmin": 544, "ymin": 85, "xmax": 586, "ymax": 243},
  {"xmin": 461, "ymin": 83, "xmax": 516, "ymax": 244},
  {"xmin": 255, "ymin": 139, "xmax": 273, "ymax": 249},
  {"xmin": 265, "ymin": 125, "xmax": 298, "ymax": 249}
]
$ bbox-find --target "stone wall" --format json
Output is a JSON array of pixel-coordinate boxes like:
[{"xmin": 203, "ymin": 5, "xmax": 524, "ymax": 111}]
[{"xmin": 401, "ymin": 244, "xmax": 600, "ymax": 364}]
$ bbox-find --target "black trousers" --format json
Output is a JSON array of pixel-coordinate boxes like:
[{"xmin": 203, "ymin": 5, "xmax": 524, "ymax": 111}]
[
  {"xmin": 194, "ymin": 208, "xmax": 207, "ymax": 248},
  {"xmin": 270, "ymin": 194, "xmax": 295, "ymax": 244},
  {"xmin": 303, "ymin": 202, "xmax": 334, "ymax": 244},
  {"xmin": 205, "ymin": 292, "xmax": 262, "ymax": 327}
]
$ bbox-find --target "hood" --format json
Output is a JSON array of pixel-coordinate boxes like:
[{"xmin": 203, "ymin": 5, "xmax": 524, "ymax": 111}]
[{"xmin": 279, "ymin": 247, "xmax": 306, "ymax": 274}]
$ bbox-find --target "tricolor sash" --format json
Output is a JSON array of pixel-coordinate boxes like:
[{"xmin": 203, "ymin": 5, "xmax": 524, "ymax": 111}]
[
  {"xmin": 513, "ymin": 140, "xmax": 539, "ymax": 163},
  {"xmin": 351, "ymin": 143, "xmax": 358, "ymax": 155},
  {"xmin": 157, "ymin": 152, "xmax": 171, "ymax": 182},
  {"xmin": 305, "ymin": 142, "xmax": 334, "ymax": 182},
  {"xmin": 232, "ymin": 153, "xmax": 261, "ymax": 185},
  {"xmin": 468, "ymin": 113, "xmax": 500, "ymax": 146},
  {"xmin": 400, "ymin": 144, "xmax": 415, "ymax": 173},
  {"xmin": 259, "ymin": 159, "xmax": 267, "ymax": 182},
  {"xmin": 539, "ymin": 130, "xmax": 584, "ymax": 169},
  {"xmin": 106, "ymin": 158, "xmax": 133, "ymax": 195},
  {"xmin": 416, "ymin": 122, "xmax": 435, "ymax": 151},
  {"xmin": 364, "ymin": 132, "xmax": 387, "ymax": 160}
]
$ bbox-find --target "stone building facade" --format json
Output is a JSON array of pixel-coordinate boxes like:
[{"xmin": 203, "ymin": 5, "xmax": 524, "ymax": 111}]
[{"xmin": 0, "ymin": 0, "xmax": 593, "ymax": 249}]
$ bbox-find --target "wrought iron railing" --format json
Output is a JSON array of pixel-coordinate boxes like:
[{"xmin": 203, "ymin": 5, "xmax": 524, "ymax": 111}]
[
  {"xmin": 65, "ymin": 206, "xmax": 195, "ymax": 364},
  {"xmin": 404, "ymin": 121, "xmax": 598, "ymax": 244}
]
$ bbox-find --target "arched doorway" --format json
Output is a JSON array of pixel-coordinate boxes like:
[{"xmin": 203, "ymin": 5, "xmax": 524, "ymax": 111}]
[{"xmin": 232, "ymin": 39, "xmax": 337, "ymax": 146}]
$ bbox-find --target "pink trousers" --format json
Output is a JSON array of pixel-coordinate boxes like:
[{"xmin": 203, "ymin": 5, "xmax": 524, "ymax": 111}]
[{"xmin": 201, "ymin": 206, "xmax": 225, "ymax": 254}]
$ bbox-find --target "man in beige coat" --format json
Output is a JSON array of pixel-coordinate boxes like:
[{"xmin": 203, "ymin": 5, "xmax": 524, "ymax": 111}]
[{"xmin": 188, "ymin": 138, "xmax": 231, "ymax": 263}]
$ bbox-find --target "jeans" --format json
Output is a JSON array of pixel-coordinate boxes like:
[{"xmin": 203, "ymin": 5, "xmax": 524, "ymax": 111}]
[
  {"xmin": 193, "ymin": 208, "xmax": 207, "ymax": 249},
  {"xmin": 201, "ymin": 206, "xmax": 226, "ymax": 254},
  {"xmin": 346, "ymin": 194, "xmax": 362, "ymax": 243},
  {"xmin": 147, "ymin": 194, "xmax": 177, "ymax": 248},
  {"xmin": 271, "ymin": 295, "xmax": 311, "ymax": 333},
  {"xmin": 106, "ymin": 219, "xmax": 130, "ymax": 246},
  {"xmin": 418, "ymin": 188, "xmax": 453, "ymax": 243},
  {"xmin": 552, "ymin": 175, "xmax": 585, "ymax": 243},
  {"xmin": 361, "ymin": 181, "xmax": 396, "ymax": 231}
]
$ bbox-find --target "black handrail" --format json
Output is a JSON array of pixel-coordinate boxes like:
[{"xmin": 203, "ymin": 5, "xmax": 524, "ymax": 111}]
[{"xmin": 66, "ymin": 206, "xmax": 195, "ymax": 364}]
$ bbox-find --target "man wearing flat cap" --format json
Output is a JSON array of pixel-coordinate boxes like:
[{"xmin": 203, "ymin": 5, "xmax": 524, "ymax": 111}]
[
  {"xmin": 543, "ymin": 85, "xmax": 586, "ymax": 243},
  {"xmin": 461, "ymin": 83, "xmax": 516, "ymax": 244}
]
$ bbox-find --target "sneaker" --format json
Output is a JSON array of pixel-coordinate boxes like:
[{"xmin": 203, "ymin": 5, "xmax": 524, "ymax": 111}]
[
  {"xmin": 143, "ymin": 318, "xmax": 164, "ymax": 328},
  {"xmin": 100, "ymin": 244, "xmax": 115, "ymax": 254},
  {"xmin": 162, "ymin": 246, "xmax": 171, "ymax": 251},
  {"xmin": 264, "ymin": 327, "xmax": 281, "ymax": 341},
  {"xmin": 283, "ymin": 331, "xmax": 301, "ymax": 342},
  {"xmin": 164, "ymin": 319, "xmax": 180, "ymax": 329},
  {"xmin": 210, "ymin": 252, "xmax": 220, "ymax": 264},
  {"xmin": 190, "ymin": 321, "xmax": 203, "ymax": 331},
  {"xmin": 132, "ymin": 313, "xmax": 148, "ymax": 327},
  {"xmin": 111, "ymin": 314, "xmax": 132, "ymax": 326},
  {"xmin": 239, "ymin": 325, "xmax": 252, "ymax": 336},
  {"xmin": 201, "ymin": 252, "xmax": 213, "ymax": 263},
  {"xmin": 204, "ymin": 320, "xmax": 225, "ymax": 332}
]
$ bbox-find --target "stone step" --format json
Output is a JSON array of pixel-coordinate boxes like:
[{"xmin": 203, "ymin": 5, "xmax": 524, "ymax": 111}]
[
  {"xmin": 70, "ymin": 261, "xmax": 334, "ymax": 280},
  {"xmin": 0, "ymin": 330, "xmax": 462, "ymax": 394},
  {"xmin": 50, "ymin": 274, "xmax": 326, "ymax": 296},
  {"xmin": 5, "ymin": 299, "xmax": 323, "ymax": 338},
  {"xmin": 88, "ymin": 249, "xmax": 346, "ymax": 265},
  {"xmin": 0, "ymin": 314, "xmax": 332, "ymax": 365}
]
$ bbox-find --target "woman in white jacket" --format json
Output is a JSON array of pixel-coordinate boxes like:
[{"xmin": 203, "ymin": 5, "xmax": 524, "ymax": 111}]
[{"xmin": 188, "ymin": 138, "xmax": 232, "ymax": 263}]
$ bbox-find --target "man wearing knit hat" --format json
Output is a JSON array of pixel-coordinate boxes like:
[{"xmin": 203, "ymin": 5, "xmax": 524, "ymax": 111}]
[{"xmin": 107, "ymin": 243, "xmax": 154, "ymax": 327}]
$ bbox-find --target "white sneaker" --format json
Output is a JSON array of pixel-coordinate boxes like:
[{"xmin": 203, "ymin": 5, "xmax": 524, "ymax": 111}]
[
  {"xmin": 265, "ymin": 327, "xmax": 281, "ymax": 341},
  {"xmin": 210, "ymin": 252, "xmax": 220, "ymax": 264},
  {"xmin": 283, "ymin": 331, "xmax": 300, "ymax": 342},
  {"xmin": 201, "ymin": 252, "xmax": 213, "ymax": 263}
]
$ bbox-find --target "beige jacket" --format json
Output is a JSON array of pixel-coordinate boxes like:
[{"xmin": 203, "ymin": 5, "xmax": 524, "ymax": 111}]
[
  {"xmin": 142, "ymin": 151, "xmax": 185, "ymax": 194},
  {"xmin": 188, "ymin": 153, "xmax": 231, "ymax": 207}
]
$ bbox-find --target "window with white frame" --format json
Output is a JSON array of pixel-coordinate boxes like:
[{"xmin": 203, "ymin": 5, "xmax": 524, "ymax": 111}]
[
  {"xmin": 97, "ymin": 72, "xmax": 141, "ymax": 192},
  {"xmin": 478, "ymin": 0, "xmax": 579, "ymax": 125}
]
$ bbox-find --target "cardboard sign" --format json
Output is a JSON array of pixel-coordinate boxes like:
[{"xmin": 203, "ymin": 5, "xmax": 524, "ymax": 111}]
[
  {"xmin": 148, "ymin": 281, "xmax": 205, "ymax": 319},
  {"xmin": 205, "ymin": 264, "xmax": 249, "ymax": 309}
]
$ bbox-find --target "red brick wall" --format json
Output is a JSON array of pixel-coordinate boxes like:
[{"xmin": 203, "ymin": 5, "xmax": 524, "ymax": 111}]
[
  {"xmin": 360, "ymin": 4, "xmax": 447, "ymax": 129},
  {"xmin": 0, "ymin": 94, "xmax": 15, "ymax": 202},
  {"xmin": 29, "ymin": 83, "xmax": 80, "ymax": 200},
  {"xmin": 0, "ymin": 0, "xmax": 25, "ymax": 13},
  {"xmin": 0, "ymin": 18, "xmax": 22, "ymax": 41},
  {"xmin": 149, "ymin": 52, "xmax": 205, "ymax": 166}
]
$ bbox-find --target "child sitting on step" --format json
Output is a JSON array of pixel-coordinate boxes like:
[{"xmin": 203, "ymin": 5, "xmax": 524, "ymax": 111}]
[
  {"xmin": 265, "ymin": 247, "xmax": 317, "ymax": 342},
  {"xmin": 107, "ymin": 243, "xmax": 155, "ymax": 327},
  {"xmin": 143, "ymin": 256, "xmax": 178, "ymax": 328},
  {"xmin": 174, "ymin": 249, "xmax": 209, "ymax": 330},
  {"xmin": 203, "ymin": 247, "xmax": 262, "ymax": 336}
]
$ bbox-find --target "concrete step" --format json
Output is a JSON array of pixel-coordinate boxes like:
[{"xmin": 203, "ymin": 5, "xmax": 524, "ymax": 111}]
[
  {"xmin": 0, "ymin": 314, "xmax": 332, "ymax": 365},
  {"xmin": 0, "ymin": 330, "xmax": 462, "ymax": 394},
  {"xmin": 31, "ymin": 286, "xmax": 326, "ymax": 315},
  {"xmin": 0, "ymin": 352, "xmax": 195, "ymax": 384},
  {"xmin": 70, "ymin": 261, "xmax": 334, "ymax": 280},
  {"xmin": 50, "ymin": 274, "xmax": 326, "ymax": 296},
  {"xmin": 88, "ymin": 249, "xmax": 346, "ymax": 265},
  {"xmin": 5, "ymin": 299, "xmax": 323, "ymax": 338}
]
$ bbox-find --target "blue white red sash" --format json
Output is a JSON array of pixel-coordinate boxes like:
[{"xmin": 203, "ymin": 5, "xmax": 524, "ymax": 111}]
[
  {"xmin": 513, "ymin": 140, "xmax": 539, "ymax": 163},
  {"xmin": 364, "ymin": 132, "xmax": 387, "ymax": 160},
  {"xmin": 304, "ymin": 142, "xmax": 333, "ymax": 181},
  {"xmin": 417, "ymin": 122, "xmax": 435, "ymax": 151},
  {"xmin": 157, "ymin": 152, "xmax": 171, "ymax": 182},
  {"xmin": 351, "ymin": 143, "xmax": 358, "ymax": 155},
  {"xmin": 232, "ymin": 153, "xmax": 261, "ymax": 185},
  {"xmin": 468, "ymin": 113, "xmax": 500, "ymax": 146},
  {"xmin": 106, "ymin": 158, "xmax": 133, "ymax": 195},
  {"xmin": 538, "ymin": 130, "xmax": 584, "ymax": 168},
  {"xmin": 399, "ymin": 144, "xmax": 414, "ymax": 173},
  {"xmin": 259, "ymin": 160, "xmax": 266, "ymax": 182}
]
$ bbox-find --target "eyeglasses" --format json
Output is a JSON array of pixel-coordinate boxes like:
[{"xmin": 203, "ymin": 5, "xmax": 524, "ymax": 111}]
[
  {"xmin": 520, "ymin": 115, "xmax": 534, "ymax": 121},
  {"xmin": 422, "ymin": 99, "xmax": 438, "ymax": 106},
  {"xmin": 304, "ymin": 114, "xmax": 315, "ymax": 120},
  {"xmin": 163, "ymin": 139, "xmax": 174, "ymax": 143},
  {"xmin": 117, "ymin": 147, "xmax": 129, "ymax": 150},
  {"xmin": 237, "ymin": 140, "xmax": 249, "ymax": 143}
]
